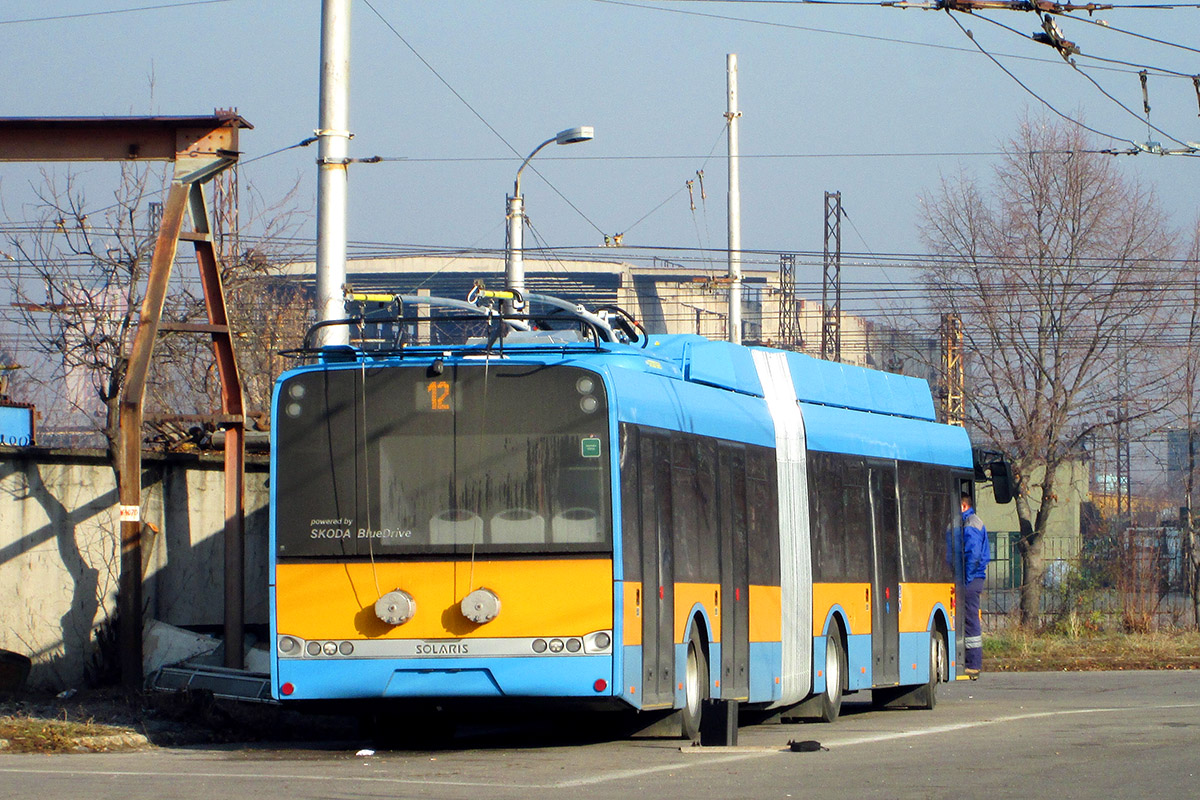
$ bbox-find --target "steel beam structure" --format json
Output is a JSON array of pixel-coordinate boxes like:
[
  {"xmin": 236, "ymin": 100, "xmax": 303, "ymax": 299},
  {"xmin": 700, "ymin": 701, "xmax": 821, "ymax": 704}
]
[{"xmin": 1, "ymin": 114, "xmax": 250, "ymax": 688}]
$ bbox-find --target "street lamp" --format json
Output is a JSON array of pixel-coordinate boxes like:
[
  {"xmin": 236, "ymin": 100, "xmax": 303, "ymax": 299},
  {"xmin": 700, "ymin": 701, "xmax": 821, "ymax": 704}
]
[{"xmin": 505, "ymin": 126, "xmax": 594, "ymax": 311}]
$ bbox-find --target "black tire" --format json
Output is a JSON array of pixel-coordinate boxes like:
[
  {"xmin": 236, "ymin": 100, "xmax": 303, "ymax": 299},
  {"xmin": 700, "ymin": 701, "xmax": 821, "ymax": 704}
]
[
  {"xmin": 928, "ymin": 629, "xmax": 947, "ymax": 709},
  {"xmin": 910, "ymin": 629, "xmax": 947, "ymax": 711},
  {"xmin": 818, "ymin": 627, "xmax": 845, "ymax": 723},
  {"xmin": 681, "ymin": 625, "xmax": 709, "ymax": 741}
]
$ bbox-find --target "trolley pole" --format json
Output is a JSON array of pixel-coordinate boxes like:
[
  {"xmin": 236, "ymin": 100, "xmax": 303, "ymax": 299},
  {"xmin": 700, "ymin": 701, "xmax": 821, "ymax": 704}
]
[
  {"xmin": 316, "ymin": 0, "xmax": 352, "ymax": 346},
  {"xmin": 726, "ymin": 53, "xmax": 743, "ymax": 345}
]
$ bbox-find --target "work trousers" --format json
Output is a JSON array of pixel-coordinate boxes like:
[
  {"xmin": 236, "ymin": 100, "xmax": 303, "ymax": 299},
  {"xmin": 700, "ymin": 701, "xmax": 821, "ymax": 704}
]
[{"xmin": 963, "ymin": 577, "xmax": 984, "ymax": 671}]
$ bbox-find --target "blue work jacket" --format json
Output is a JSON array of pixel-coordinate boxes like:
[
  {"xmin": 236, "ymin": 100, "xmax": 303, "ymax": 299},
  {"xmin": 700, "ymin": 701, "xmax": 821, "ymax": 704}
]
[{"xmin": 962, "ymin": 506, "xmax": 991, "ymax": 583}]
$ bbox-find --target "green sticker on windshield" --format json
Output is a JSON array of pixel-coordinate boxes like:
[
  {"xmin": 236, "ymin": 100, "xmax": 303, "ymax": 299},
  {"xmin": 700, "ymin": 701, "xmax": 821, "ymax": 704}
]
[{"xmin": 581, "ymin": 437, "xmax": 602, "ymax": 458}]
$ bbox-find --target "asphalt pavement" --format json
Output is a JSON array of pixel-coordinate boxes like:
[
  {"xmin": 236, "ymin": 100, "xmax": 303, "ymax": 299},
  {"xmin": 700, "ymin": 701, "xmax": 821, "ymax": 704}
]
[{"xmin": 1, "ymin": 670, "xmax": 1197, "ymax": 800}]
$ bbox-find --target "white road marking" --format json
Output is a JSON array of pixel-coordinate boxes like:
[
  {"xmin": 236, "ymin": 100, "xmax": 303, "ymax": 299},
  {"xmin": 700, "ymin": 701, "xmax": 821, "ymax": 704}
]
[{"xmin": 828, "ymin": 702, "xmax": 1200, "ymax": 749}]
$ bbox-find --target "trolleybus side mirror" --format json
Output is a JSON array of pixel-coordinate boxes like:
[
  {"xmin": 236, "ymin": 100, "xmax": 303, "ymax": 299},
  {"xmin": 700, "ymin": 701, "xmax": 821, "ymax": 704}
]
[{"xmin": 990, "ymin": 460, "xmax": 1014, "ymax": 504}]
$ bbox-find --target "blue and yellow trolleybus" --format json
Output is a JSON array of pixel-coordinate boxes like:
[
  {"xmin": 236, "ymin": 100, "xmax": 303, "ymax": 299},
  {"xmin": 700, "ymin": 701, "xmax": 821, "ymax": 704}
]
[{"xmin": 270, "ymin": 289, "xmax": 982, "ymax": 738}]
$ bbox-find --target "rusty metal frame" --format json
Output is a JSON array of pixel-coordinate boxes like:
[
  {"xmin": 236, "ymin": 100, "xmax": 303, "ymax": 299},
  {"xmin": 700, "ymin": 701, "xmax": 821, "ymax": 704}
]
[{"xmin": 1, "ymin": 115, "xmax": 251, "ymax": 688}]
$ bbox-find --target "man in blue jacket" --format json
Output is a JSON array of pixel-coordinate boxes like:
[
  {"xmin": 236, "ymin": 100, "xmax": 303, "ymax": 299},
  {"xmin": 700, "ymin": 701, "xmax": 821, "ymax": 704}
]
[{"xmin": 961, "ymin": 493, "xmax": 990, "ymax": 677}]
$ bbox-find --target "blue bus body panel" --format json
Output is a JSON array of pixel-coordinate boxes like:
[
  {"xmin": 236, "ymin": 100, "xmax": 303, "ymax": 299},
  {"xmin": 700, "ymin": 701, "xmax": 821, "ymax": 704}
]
[
  {"xmin": 605, "ymin": 359, "xmax": 775, "ymax": 447},
  {"xmin": 801, "ymin": 403, "xmax": 973, "ymax": 467},
  {"xmin": 679, "ymin": 339, "xmax": 764, "ymax": 397},
  {"xmin": 898, "ymin": 631, "xmax": 932, "ymax": 685},
  {"xmin": 750, "ymin": 641, "xmax": 783, "ymax": 703},
  {"xmin": 846, "ymin": 633, "xmax": 873, "ymax": 690},
  {"xmin": 780, "ymin": 349, "xmax": 937, "ymax": 420}
]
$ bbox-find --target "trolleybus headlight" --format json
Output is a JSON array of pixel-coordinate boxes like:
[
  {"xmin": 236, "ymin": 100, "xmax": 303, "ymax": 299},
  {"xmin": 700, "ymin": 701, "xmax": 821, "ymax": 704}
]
[
  {"xmin": 575, "ymin": 376, "xmax": 595, "ymax": 395},
  {"xmin": 288, "ymin": 383, "xmax": 306, "ymax": 399},
  {"xmin": 306, "ymin": 641, "xmax": 322, "ymax": 656},
  {"xmin": 278, "ymin": 636, "xmax": 299, "ymax": 655},
  {"xmin": 339, "ymin": 641, "xmax": 354, "ymax": 656},
  {"xmin": 322, "ymin": 641, "xmax": 338, "ymax": 656},
  {"xmin": 285, "ymin": 402, "xmax": 303, "ymax": 418},
  {"xmin": 549, "ymin": 638, "xmax": 565, "ymax": 653},
  {"xmin": 566, "ymin": 638, "xmax": 582, "ymax": 653},
  {"xmin": 579, "ymin": 396, "xmax": 599, "ymax": 414},
  {"xmin": 532, "ymin": 639, "xmax": 548, "ymax": 653}
]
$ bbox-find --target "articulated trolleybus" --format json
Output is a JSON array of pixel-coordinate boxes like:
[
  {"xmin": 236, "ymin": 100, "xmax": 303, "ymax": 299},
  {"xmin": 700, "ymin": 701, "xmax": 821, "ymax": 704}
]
[{"xmin": 270, "ymin": 288, "xmax": 976, "ymax": 738}]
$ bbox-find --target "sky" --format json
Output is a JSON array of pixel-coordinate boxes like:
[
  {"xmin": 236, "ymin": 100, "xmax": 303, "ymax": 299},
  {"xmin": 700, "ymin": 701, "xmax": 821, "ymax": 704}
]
[{"xmin": 1, "ymin": 0, "xmax": 1199, "ymax": 299}]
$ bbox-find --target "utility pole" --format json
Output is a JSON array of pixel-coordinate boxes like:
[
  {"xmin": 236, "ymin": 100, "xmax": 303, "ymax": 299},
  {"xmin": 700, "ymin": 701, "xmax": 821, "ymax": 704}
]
[
  {"xmin": 316, "ymin": 0, "xmax": 352, "ymax": 346},
  {"xmin": 726, "ymin": 53, "xmax": 743, "ymax": 345},
  {"xmin": 821, "ymin": 191, "xmax": 842, "ymax": 362}
]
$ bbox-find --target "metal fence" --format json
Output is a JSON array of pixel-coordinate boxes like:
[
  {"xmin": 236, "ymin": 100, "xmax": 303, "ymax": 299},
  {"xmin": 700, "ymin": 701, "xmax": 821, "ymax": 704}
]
[{"xmin": 982, "ymin": 527, "xmax": 1195, "ymax": 631}]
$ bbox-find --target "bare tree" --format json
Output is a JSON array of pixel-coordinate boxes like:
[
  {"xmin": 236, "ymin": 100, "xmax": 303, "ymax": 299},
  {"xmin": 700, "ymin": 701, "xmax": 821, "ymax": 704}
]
[
  {"xmin": 918, "ymin": 116, "xmax": 1179, "ymax": 627},
  {"xmin": 4, "ymin": 166, "xmax": 158, "ymax": 455},
  {"xmin": 2, "ymin": 165, "xmax": 309, "ymax": 454},
  {"xmin": 145, "ymin": 180, "xmax": 311, "ymax": 442}
]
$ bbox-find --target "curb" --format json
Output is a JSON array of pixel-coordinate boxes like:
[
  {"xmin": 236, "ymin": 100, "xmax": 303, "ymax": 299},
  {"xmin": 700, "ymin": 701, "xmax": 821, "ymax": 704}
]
[{"xmin": 0, "ymin": 731, "xmax": 151, "ymax": 753}]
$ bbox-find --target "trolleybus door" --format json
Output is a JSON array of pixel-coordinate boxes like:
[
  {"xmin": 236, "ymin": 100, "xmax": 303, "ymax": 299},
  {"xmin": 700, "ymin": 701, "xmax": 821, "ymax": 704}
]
[
  {"xmin": 952, "ymin": 478, "xmax": 970, "ymax": 678},
  {"xmin": 868, "ymin": 462, "xmax": 901, "ymax": 686},
  {"xmin": 639, "ymin": 435, "xmax": 675, "ymax": 708},
  {"xmin": 718, "ymin": 444, "xmax": 751, "ymax": 701}
]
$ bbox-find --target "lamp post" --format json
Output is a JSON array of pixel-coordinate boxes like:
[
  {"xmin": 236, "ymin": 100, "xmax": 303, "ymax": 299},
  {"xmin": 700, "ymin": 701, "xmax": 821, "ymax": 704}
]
[{"xmin": 505, "ymin": 126, "xmax": 594, "ymax": 312}]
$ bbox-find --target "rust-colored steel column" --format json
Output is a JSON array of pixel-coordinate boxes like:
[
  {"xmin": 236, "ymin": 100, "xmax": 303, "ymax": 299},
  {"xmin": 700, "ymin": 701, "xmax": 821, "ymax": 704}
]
[
  {"xmin": 118, "ymin": 181, "xmax": 189, "ymax": 689},
  {"xmin": 187, "ymin": 182, "xmax": 246, "ymax": 670}
]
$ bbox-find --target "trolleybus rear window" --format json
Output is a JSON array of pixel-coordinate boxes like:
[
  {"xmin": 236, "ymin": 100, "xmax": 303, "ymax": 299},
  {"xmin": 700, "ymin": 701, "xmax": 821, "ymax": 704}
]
[{"xmin": 274, "ymin": 364, "xmax": 611, "ymax": 557}]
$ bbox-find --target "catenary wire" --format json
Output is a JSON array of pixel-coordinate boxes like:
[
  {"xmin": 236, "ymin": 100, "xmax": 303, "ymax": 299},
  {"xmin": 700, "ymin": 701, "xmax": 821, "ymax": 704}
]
[
  {"xmin": 971, "ymin": 11, "xmax": 1196, "ymax": 79},
  {"xmin": 943, "ymin": 10, "xmax": 1135, "ymax": 145},
  {"xmin": 591, "ymin": 0, "xmax": 1198, "ymax": 81},
  {"xmin": 1068, "ymin": 12, "xmax": 1200, "ymax": 56},
  {"xmin": 0, "ymin": 0, "xmax": 231, "ymax": 25},
  {"xmin": 966, "ymin": 12, "xmax": 1196, "ymax": 148},
  {"xmin": 360, "ymin": 0, "xmax": 607, "ymax": 237}
]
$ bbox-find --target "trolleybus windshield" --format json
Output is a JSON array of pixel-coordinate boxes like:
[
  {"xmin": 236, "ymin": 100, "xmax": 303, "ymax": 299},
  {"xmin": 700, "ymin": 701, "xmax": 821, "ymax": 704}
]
[{"xmin": 274, "ymin": 363, "xmax": 612, "ymax": 558}]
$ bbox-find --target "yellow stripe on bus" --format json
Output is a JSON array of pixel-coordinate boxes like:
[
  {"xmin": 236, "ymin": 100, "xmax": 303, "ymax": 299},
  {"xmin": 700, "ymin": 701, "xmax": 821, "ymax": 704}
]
[
  {"xmin": 812, "ymin": 582, "xmax": 872, "ymax": 636},
  {"xmin": 623, "ymin": 581, "xmax": 642, "ymax": 646},
  {"xmin": 899, "ymin": 583, "xmax": 954, "ymax": 632},
  {"xmin": 276, "ymin": 559, "xmax": 613, "ymax": 640},
  {"xmin": 749, "ymin": 584, "xmax": 782, "ymax": 642},
  {"xmin": 674, "ymin": 582, "xmax": 718, "ymax": 641}
]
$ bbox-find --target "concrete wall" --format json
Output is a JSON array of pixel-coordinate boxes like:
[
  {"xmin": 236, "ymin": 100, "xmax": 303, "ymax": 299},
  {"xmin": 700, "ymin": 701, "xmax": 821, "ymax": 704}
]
[{"xmin": 0, "ymin": 448, "xmax": 268, "ymax": 689}]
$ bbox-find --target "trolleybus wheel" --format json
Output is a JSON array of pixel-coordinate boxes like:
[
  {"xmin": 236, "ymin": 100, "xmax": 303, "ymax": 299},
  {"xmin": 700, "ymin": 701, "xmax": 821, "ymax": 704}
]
[
  {"xmin": 681, "ymin": 626, "xmax": 708, "ymax": 741},
  {"xmin": 920, "ymin": 630, "xmax": 947, "ymax": 711},
  {"xmin": 818, "ymin": 628, "xmax": 845, "ymax": 723}
]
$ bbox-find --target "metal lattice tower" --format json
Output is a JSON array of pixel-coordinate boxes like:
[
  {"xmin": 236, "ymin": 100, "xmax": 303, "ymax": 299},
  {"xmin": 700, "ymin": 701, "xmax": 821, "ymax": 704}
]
[
  {"xmin": 941, "ymin": 313, "xmax": 964, "ymax": 426},
  {"xmin": 777, "ymin": 253, "xmax": 802, "ymax": 350},
  {"xmin": 821, "ymin": 191, "xmax": 842, "ymax": 362}
]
